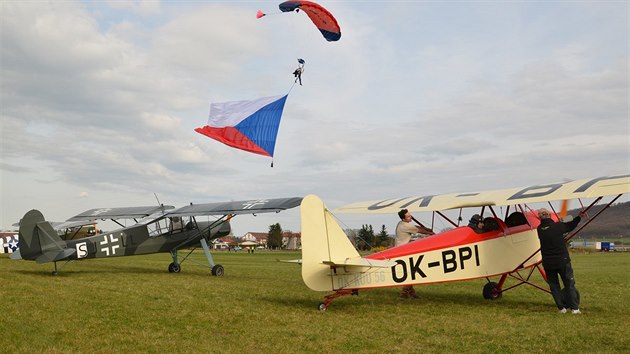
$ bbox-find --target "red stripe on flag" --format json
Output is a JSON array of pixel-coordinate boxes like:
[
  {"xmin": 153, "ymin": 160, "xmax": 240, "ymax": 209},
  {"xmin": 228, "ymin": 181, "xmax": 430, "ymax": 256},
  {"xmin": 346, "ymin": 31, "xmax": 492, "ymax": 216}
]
[{"xmin": 195, "ymin": 126, "xmax": 271, "ymax": 157}]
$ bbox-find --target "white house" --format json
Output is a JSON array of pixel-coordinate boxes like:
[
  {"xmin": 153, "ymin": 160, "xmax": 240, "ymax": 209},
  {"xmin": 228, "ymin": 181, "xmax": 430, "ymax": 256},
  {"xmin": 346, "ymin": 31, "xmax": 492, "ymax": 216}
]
[
  {"xmin": 0, "ymin": 232, "xmax": 19, "ymax": 254},
  {"xmin": 282, "ymin": 231, "xmax": 301, "ymax": 250},
  {"xmin": 241, "ymin": 232, "xmax": 268, "ymax": 247}
]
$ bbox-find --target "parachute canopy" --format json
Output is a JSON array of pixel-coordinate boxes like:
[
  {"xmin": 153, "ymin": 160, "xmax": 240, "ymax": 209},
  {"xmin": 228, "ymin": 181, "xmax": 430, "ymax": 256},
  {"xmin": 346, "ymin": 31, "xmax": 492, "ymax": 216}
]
[
  {"xmin": 195, "ymin": 95, "xmax": 288, "ymax": 158},
  {"xmin": 278, "ymin": 1, "xmax": 341, "ymax": 42}
]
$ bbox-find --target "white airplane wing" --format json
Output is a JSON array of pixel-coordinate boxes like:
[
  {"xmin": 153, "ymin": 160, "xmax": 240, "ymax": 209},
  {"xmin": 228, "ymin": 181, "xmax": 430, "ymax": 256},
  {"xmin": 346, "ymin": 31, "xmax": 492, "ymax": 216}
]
[{"xmin": 336, "ymin": 175, "xmax": 630, "ymax": 214}]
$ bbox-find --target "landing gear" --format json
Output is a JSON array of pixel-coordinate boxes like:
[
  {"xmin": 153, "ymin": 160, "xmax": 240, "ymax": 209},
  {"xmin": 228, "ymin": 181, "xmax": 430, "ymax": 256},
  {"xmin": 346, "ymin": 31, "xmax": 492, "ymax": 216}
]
[
  {"xmin": 211, "ymin": 264, "xmax": 224, "ymax": 277},
  {"xmin": 168, "ymin": 262, "xmax": 181, "ymax": 273},
  {"xmin": 318, "ymin": 289, "xmax": 359, "ymax": 311},
  {"xmin": 483, "ymin": 282, "xmax": 502, "ymax": 300},
  {"xmin": 170, "ymin": 241, "xmax": 225, "ymax": 276}
]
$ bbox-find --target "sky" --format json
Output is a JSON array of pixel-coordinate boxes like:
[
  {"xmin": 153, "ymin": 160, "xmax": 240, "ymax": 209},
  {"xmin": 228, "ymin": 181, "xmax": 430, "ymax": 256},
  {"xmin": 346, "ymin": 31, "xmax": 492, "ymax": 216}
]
[{"xmin": 1, "ymin": 0, "xmax": 628, "ymax": 237}]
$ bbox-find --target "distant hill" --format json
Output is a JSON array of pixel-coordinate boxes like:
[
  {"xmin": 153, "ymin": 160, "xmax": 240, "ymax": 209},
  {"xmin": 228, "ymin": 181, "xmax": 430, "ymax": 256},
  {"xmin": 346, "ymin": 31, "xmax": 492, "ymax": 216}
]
[{"xmin": 568, "ymin": 201, "xmax": 630, "ymax": 238}]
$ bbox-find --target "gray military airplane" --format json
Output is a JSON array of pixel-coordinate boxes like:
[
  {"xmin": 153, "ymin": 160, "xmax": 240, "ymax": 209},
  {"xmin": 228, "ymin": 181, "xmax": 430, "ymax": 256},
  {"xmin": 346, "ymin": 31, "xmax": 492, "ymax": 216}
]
[{"xmin": 11, "ymin": 197, "xmax": 302, "ymax": 275}]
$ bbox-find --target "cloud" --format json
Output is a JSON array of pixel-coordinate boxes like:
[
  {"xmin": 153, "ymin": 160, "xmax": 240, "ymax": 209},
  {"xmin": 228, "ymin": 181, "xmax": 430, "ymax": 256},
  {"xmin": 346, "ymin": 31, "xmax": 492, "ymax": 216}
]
[
  {"xmin": 1, "ymin": 1, "xmax": 628, "ymax": 235},
  {"xmin": 105, "ymin": 0, "xmax": 161, "ymax": 16}
]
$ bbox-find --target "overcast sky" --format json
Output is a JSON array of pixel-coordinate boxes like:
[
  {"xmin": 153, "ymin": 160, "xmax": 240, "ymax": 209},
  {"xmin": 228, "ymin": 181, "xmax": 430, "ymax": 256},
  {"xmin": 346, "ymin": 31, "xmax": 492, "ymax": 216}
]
[{"xmin": 1, "ymin": 0, "xmax": 628, "ymax": 236}]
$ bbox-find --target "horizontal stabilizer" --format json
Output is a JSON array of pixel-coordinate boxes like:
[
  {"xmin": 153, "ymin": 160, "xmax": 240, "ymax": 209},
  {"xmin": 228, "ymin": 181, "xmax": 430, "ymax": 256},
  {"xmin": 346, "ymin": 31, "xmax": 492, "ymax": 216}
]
[
  {"xmin": 9, "ymin": 249, "xmax": 22, "ymax": 260},
  {"xmin": 278, "ymin": 259, "xmax": 302, "ymax": 264},
  {"xmin": 323, "ymin": 257, "xmax": 395, "ymax": 269},
  {"xmin": 35, "ymin": 248, "xmax": 76, "ymax": 264}
]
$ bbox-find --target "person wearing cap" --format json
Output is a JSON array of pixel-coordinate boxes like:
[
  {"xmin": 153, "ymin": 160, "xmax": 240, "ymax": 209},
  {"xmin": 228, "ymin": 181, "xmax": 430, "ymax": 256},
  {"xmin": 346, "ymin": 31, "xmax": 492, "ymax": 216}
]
[
  {"xmin": 537, "ymin": 208, "xmax": 584, "ymax": 314},
  {"xmin": 468, "ymin": 214, "xmax": 485, "ymax": 233},
  {"xmin": 395, "ymin": 208, "xmax": 433, "ymax": 299}
]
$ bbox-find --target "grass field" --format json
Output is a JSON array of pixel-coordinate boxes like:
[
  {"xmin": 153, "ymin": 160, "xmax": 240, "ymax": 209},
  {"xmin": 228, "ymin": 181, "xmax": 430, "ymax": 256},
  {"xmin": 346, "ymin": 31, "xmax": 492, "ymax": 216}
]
[{"xmin": 1, "ymin": 251, "xmax": 628, "ymax": 353}]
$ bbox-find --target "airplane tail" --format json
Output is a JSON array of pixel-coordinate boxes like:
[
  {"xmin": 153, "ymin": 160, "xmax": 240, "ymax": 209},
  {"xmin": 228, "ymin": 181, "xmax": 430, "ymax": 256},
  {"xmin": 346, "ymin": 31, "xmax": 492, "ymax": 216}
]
[
  {"xmin": 300, "ymin": 195, "xmax": 361, "ymax": 291},
  {"xmin": 15, "ymin": 210, "xmax": 74, "ymax": 263}
]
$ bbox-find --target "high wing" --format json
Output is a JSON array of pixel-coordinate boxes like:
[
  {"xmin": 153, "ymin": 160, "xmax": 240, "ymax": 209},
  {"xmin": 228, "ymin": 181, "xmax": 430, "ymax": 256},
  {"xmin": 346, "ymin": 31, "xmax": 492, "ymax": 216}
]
[
  {"xmin": 166, "ymin": 197, "xmax": 303, "ymax": 217},
  {"xmin": 14, "ymin": 206, "xmax": 174, "ymax": 231},
  {"xmin": 336, "ymin": 175, "xmax": 630, "ymax": 213},
  {"xmin": 66, "ymin": 205, "xmax": 175, "ymax": 221},
  {"xmin": 50, "ymin": 220, "xmax": 98, "ymax": 230}
]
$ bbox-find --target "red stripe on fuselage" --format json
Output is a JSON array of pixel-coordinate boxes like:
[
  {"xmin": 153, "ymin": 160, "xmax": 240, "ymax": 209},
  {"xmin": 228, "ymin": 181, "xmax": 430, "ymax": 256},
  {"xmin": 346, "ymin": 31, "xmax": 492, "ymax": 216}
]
[{"xmin": 366, "ymin": 211, "xmax": 544, "ymax": 261}]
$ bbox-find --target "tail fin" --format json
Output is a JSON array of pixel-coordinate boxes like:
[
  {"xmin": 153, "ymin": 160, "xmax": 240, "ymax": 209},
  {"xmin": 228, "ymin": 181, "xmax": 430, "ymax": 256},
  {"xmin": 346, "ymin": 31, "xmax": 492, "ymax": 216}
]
[
  {"xmin": 300, "ymin": 195, "xmax": 360, "ymax": 291},
  {"xmin": 17, "ymin": 210, "xmax": 74, "ymax": 263}
]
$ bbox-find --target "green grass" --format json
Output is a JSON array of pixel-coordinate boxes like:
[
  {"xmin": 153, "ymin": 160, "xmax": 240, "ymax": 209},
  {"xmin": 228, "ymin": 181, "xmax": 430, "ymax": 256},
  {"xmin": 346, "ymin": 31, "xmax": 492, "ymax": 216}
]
[{"xmin": 1, "ymin": 251, "xmax": 629, "ymax": 353}]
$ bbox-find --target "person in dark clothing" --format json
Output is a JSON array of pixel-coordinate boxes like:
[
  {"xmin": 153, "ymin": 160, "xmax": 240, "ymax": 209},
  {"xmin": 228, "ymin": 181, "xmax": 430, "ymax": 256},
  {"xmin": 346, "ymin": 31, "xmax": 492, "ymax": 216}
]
[
  {"xmin": 467, "ymin": 214, "xmax": 484, "ymax": 233},
  {"xmin": 482, "ymin": 217, "xmax": 499, "ymax": 232},
  {"xmin": 292, "ymin": 58, "xmax": 305, "ymax": 85},
  {"xmin": 536, "ymin": 208, "xmax": 584, "ymax": 314}
]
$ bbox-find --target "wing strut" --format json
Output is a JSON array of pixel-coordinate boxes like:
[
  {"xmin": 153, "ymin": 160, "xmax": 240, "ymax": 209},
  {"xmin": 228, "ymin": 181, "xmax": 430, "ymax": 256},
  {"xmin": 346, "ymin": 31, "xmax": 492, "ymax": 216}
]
[
  {"xmin": 200, "ymin": 238, "xmax": 215, "ymax": 268},
  {"xmin": 490, "ymin": 195, "xmax": 622, "ymax": 299},
  {"xmin": 565, "ymin": 194, "xmax": 621, "ymax": 242}
]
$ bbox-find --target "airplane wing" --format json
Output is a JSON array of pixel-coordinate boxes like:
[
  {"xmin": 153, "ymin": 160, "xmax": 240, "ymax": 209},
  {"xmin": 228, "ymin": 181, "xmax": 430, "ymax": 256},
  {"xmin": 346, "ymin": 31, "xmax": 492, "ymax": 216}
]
[
  {"xmin": 65, "ymin": 206, "xmax": 175, "ymax": 221},
  {"xmin": 166, "ymin": 197, "xmax": 303, "ymax": 217},
  {"xmin": 336, "ymin": 175, "xmax": 630, "ymax": 214},
  {"xmin": 50, "ymin": 220, "xmax": 98, "ymax": 230}
]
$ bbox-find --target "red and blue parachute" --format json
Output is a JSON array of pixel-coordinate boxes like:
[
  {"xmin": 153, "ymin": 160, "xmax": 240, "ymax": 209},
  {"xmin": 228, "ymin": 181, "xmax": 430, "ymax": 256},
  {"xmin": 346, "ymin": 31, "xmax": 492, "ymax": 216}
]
[
  {"xmin": 195, "ymin": 95, "xmax": 288, "ymax": 159},
  {"xmin": 257, "ymin": 1, "xmax": 341, "ymax": 42}
]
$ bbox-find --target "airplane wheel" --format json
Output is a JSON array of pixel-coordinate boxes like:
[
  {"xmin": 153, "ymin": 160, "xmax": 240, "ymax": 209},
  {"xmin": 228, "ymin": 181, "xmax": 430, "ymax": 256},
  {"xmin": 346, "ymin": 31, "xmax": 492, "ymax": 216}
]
[
  {"xmin": 483, "ymin": 282, "xmax": 502, "ymax": 300},
  {"xmin": 318, "ymin": 303, "xmax": 327, "ymax": 311},
  {"xmin": 211, "ymin": 264, "xmax": 224, "ymax": 277},
  {"xmin": 168, "ymin": 262, "xmax": 181, "ymax": 273}
]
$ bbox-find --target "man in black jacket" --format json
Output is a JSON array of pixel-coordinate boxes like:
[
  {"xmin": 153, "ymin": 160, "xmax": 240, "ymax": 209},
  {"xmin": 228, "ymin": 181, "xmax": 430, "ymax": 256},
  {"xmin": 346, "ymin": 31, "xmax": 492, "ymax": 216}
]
[{"xmin": 537, "ymin": 208, "xmax": 584, "ymax": 314}]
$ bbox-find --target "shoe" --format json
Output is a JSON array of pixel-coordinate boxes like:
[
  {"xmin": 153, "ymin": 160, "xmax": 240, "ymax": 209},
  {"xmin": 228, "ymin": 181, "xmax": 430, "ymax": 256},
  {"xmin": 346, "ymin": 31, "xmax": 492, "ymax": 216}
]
[
  {"xmin": 559, "ymin": 308, "xmax": 567, "ymax": 314},
  {"xmin": 572, "ymin": 309, "xmax": 581, "ymax": 314}
]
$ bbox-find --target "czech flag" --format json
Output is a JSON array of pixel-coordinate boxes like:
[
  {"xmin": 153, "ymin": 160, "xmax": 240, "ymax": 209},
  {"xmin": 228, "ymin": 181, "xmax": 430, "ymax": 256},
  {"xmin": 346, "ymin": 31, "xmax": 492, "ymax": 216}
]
[{"xmin": 195, "ymin": 95, "xmax": 288, "ymax": 157}]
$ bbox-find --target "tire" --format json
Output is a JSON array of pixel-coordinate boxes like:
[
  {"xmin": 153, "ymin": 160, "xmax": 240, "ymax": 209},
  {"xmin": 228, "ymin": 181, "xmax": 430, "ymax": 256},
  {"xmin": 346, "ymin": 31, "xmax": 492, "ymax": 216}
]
[
  {"xmin": 483, "ymin": 282, "xmax": 502, "ymax": 300},
  {"xmin": 211, "ymin": 264, "xmax": 224, "ymax": 277},
  {"xmin": 318, "ymin": 303, "xmax": 327, "ymax": 311},
  {"xmin": 168, "ymin": 262, "xmax": 181, "ymax": 273}
]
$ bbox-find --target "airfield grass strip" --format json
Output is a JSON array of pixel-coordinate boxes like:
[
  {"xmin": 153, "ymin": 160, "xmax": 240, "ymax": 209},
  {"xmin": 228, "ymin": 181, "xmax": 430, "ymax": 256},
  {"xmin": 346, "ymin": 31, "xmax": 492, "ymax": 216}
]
[{"xmin": 1, "ymin": 251, "xmax": 629, "ymax": 353}]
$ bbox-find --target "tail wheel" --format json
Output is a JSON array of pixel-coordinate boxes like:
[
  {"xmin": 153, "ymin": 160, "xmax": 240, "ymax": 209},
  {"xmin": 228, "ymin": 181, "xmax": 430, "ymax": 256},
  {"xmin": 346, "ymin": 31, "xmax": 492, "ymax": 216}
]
[
  {"xmin": 211, "ymin": 264, "xmax": 224, "ymax": 277},
  {"xmin": 318, "ymin": 303, "xmax": 328, "ymax": 311},
  {"xmin": 483, "ymin": 282, "xmax": 502, "ymax": 300},
  {"xmin": 168, "ymin": 262, "xmax": 181, "ymax": 273}
]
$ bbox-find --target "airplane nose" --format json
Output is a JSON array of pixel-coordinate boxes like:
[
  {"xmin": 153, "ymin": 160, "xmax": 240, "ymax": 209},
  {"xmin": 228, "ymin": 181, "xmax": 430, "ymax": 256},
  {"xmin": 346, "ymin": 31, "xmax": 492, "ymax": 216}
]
[
  {"xmin": 220, "ymin": 222, "xmax": 231, "ymax": 234},
  {"xmin": 210, "ymin": 221, "xmax": 231, "ymax": 240}
]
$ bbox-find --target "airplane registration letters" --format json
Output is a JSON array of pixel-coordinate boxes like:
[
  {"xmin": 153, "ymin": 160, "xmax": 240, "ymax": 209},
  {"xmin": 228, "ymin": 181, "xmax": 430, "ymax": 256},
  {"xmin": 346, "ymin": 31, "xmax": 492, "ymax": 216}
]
[
  {"xmin": 76, "ymin": 242, "xmax": 88, "ymax": 259},
  {"xmin": 368, "ymin": 196, "xmax": 435, "ymax": 210},
  {"xmin": 391, "ymin": 245, "xmax": 480, "ymax": 283},
  {"xmin": 336, "ymin": 271, "xmax": 387, "ymax": 289}
]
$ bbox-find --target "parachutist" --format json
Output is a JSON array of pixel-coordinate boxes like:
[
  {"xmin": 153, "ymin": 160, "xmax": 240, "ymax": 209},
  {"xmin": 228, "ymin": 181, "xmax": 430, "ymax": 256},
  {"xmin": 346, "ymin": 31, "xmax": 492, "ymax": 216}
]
[
  {"xmin": 293, "ymin": 58, "xmax": 305, "ymax": 85},
  {"xmin": 293, "ymin": 68, "xmax": 303, "ymax": 85}
]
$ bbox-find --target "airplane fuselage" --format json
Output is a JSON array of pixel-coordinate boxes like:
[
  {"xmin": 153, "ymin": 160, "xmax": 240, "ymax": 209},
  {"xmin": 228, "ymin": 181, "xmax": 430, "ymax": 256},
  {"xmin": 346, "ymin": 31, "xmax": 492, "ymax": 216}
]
[
  {"xmin": 61, "ymin": 221, "xmax": 230, "ymax": 261},
  {"xmin": 328, "ymin": 213, "xmax": 544, "ymax": 291}
]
